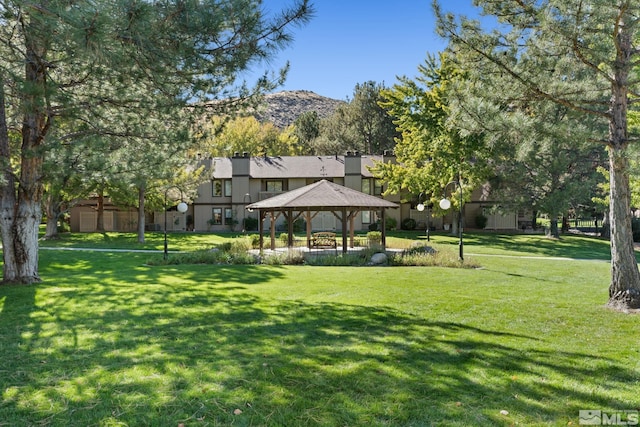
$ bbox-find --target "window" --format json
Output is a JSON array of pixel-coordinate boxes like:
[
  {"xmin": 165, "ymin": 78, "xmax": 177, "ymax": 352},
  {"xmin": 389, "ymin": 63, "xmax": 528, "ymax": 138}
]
[
  {"xmin": 362, "ymin": 211, "xmax": 371, "ymax": 224},
  {"xmin": 374, "ymin": 179, "xmax": 383, "ymax": 196},
  {"xmin": 212, "ymin": 180, "xmax": 222, "ymax": 197},
  {"xmin": 211, "ymin": 208, "xmax": 222, "ymax": 225},
  {"xmin": 361, "ymin": 179, "xmax": 371, "ymax": 195},
  {"xmin": 213, "ymin": 180, "xmax": 231, "ymax": 197},
  {"xmin": 224, "ymin": 207, "xmax": 233, "ymax": 224},
  {"xmin": 266, "ymin": 180, "xmax": 283, "ymax": 192}
]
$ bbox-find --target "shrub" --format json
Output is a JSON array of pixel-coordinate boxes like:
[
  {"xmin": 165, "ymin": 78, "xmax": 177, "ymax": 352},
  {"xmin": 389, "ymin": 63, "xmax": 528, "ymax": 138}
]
[
  {"xmin": 305, "ymin": 247, "xmax": 383, "ymax": 266},
  {"xmin": 227, "ymin": 216, "xmax": 239, "ymax": 232},
  {"xmin": 475, "ymin": 213, "xmax": 488, "ymax": 229},
  {"xmin": 305, "ymin": 253, "xmax": 368, "ymax": 266},
  {"xmin": 248, "ymin": 234, "xmax": 261, "ymax": 249},
  {"xmin": 401, "ymin": 217, "xmax": 417, "ymax": 230},
  {"xmin": 390, "ymin": 244, "xmax": 480, "ymax": 268},
  {"xmin": 57, "ymin": 221, "xmax": 70, "ymax": 233},
  {"xmin": 283, "ymin": 218, "xmax": 306, "ymax": 233},
  {"xmin": 385, "ymin": 217, "xmax": 397, "ymax": 231},
  {"xmin": 368, "ymin": 222, "xmax": 378, "ymax": 231},
  {"xmin": 229, "ymin": 238, "xmax": 251, "ymax": 255},
  {"xmin": 243, "ymin": 216, "xmax": 259, "ymax": 231},
  {"xmin": 148, "ymin": 248, "xmax": 256, "ymax": 266},
  {"xmin": 261, "ymin": 251, "xmax": 305, "ymax": 265},
  {"xmin": 218, "ymin": 242, "xmax": 232, "ymax": 252},
  {"xmin": 367, "ymin": 231, "xmax": 382, "ymax": 245},
  {"xmin": 146, "ymin": 236, "xmax": 257, "ymax": 266}
]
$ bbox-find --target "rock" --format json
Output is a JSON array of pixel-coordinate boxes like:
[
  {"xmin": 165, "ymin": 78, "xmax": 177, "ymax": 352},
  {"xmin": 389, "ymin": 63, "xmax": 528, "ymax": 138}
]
[
  {"xmin": 255, "ymin": 90, "xmax": 345, "ymax": 128},
  {"xmin": 369, "ymin": 252, "xmax": 388, "ymax": 265}
]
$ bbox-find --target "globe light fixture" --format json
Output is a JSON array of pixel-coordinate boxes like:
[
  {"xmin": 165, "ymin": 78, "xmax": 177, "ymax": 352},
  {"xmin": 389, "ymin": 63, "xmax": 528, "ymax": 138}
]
[{"xmin": 439, "ymin": 198, "xmax": 451, "ymax": 210}]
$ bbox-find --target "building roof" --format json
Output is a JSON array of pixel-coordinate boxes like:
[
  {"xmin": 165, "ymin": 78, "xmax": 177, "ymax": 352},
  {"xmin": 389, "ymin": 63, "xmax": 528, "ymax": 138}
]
[
  {"xmin": 245, "ymin": 179, "xmax": 398, "ymax": 211},
  {"xmin": 208, "ymin": 157, "xmax": 233, "ymax": 177},
  {"xmin": 203, "ymin": 155, "xmax": 384, "ymax": 179},
  {"xmin": 250, "ymin": 156, "xmax": 345, "ymax": 179}
]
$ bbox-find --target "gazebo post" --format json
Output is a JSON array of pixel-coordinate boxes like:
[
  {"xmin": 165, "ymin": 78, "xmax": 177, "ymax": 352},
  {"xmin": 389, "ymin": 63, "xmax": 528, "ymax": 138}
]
[
  {"xmin": 381, "ymin": 209, "xmax": 387, "ymax": 246},
  {"xmin": 270, "ymin": 210, "xmax": 276, "ymax": 250},
  {"xmin": 348, "ymin": 211, "xmax": 356, "ymax": 248},
  {"xmin": 258, "ymin": 209, "xmax": 265, "ymax": 255},
  {"xmin": 305, "ymin": 210, "xmax": 312, "ymax": 247},
  {"xmin": 341, "ymin": 207, "xmax": 348, "ymax": 253},
  {"xmin": 287, "ymin": 209, "xmax": 294, "ymax": 248}
]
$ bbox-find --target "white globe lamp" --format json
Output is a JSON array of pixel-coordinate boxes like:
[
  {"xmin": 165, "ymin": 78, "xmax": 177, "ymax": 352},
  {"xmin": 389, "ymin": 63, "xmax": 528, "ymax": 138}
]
[{"xmin": 439, "ymin": 198, "xmax": 451, "ymax": 210}]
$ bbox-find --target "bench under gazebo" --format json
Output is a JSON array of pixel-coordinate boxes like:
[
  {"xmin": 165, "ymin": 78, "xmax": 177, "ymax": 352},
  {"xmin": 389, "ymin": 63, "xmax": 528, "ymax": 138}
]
[{"xmin": 245, "ymin": 179, "xmax": 399, "ymax": 253}]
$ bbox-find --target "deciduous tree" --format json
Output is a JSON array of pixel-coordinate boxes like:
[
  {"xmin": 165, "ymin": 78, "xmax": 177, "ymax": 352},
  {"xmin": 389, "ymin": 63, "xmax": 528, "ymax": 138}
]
[
  {"xmin": 199, "ymin": 115, "xmax": 299, "ymax": 157},
  {"xmin": 372, "ymin": 53, "xmax": 489, "ymax": 231}
]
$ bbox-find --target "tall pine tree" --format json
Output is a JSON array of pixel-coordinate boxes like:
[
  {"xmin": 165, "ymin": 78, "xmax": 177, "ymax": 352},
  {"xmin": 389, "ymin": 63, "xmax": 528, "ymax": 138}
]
[
  {"xmin": 0, "ymin": 0, "xmax": 312, "ymax": 283},
  {"xmin": 434, "ymin": 0, "xmax": 640, "ymax": 309}
]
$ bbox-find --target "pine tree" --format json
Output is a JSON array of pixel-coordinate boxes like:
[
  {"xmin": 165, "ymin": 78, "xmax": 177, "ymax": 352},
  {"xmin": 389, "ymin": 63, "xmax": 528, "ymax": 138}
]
[
  {"xmin": 0, "ymin": 0, "xmax": 312, "ymax": 284},
  {"xmin": 434, "ymin": 0, "xmax": 640, "ymax": 309}
]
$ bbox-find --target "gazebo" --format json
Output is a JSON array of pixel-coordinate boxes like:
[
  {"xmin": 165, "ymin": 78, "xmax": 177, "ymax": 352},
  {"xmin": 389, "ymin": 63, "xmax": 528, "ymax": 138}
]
[{"xmin": 245, "ymin": 179, "xmax": 399, "ymax": 252}]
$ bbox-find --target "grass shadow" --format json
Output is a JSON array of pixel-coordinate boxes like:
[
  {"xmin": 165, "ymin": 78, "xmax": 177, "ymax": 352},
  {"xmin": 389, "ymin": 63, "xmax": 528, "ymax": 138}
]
[{"xmin": 0, "ymin": 269, "xmax": 634, "ymax": 425}]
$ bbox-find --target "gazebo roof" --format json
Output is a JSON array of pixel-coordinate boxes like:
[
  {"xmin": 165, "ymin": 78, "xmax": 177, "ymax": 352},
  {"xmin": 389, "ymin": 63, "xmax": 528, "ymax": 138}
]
[{"xmin": 245, "ymin": 179, "xmax": 398, "ymax": 211}]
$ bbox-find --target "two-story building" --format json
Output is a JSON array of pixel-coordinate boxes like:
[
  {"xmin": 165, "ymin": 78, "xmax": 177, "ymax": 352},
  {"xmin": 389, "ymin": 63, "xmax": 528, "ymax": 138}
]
[
  {"xmin": 191, "ymin": 151, "xmax": 400, "ymax": 233},
  {"xmin": 69, "ymin": 152, "xmax": 521, "ymax": 233}
]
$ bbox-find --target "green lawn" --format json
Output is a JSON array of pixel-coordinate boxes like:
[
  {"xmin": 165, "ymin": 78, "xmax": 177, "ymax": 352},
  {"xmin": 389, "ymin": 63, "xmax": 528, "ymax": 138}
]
[{"xmin": 1, "ymin": 232, "xmax": 638, "ymax": 426}]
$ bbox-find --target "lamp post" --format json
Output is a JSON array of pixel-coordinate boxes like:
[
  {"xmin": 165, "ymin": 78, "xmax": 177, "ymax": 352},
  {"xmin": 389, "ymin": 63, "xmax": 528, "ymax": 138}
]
[
  {"xmin": 164, "ymin": 187, "xmax": 188, "ymax": 260},
  {"xmin": 416, "ymin": 192, "xmax": 430, "ymax": 242},
  {"xmin": 439, "ymin": 174, "xmax": 463, "ymax": 261}
]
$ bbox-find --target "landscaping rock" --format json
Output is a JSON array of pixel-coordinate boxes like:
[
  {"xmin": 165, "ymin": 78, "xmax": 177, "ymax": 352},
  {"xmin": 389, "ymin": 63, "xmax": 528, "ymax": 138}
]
[{"xmin": 369, "ymin": 252, "xmax": 388, "ymax": 266}]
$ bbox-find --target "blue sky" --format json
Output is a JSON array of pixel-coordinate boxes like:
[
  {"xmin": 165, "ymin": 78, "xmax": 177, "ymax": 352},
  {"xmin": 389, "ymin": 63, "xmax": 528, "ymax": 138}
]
[{"xmin": 249, "ymin": 1, "xmax": 477, "ymax": 100}]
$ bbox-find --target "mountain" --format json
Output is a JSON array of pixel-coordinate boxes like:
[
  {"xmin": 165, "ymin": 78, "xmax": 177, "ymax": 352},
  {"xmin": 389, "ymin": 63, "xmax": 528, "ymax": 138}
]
[{"xmin": 255, "ymin": 90, "xmax": 346, "ymax": 128}]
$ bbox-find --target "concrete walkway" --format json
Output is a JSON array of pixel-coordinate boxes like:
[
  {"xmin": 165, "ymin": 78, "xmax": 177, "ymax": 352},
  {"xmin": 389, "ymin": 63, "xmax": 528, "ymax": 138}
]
[{"xmin": 39, "ymin": 246, "xmax": 162, "ymax": 253}]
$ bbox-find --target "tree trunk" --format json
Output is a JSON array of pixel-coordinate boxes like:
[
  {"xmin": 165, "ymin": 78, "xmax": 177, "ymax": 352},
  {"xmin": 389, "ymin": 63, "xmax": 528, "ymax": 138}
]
[
  {"xmin": 607, "ymin": 23, "xmax": 640, "ymax": 310},
  {"xmin": 43, "ymin": 192, "xmax": 61, "ymax": 240},
  {"xmin": 7, "ymin": 200, "xmax": 42, "ymax": 283},
  {"xmin": 0, "ymin": 199, "xmax": 42, "ymax": 284},
  {"xmin": 608, "ymin": 147, "xmax": 640, "ymax": 309},
  {"xmin": 96, "ymin": 189, "xmax": 104, "ymax": 232},
  {"xmin": 44, "ymin": 211, "xmax": 59, "ymax": 240},
  {"xmin": 137, "ymin": 185, "xmax": 146, "ymax": 243},
  {"xmin": 0, "ymin": 42, "xmax": 47, "ymax": 284},
  {"xmin": 548, "ymin": 218, "xmax": 560, "ymax": 239},
  {"xmin": 531, "ymin": 210, "xmax": 537, "ymax": 230},
  {"xmin": 0, "ymin": 83, "xmax": 20, "ymax": 282}
]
